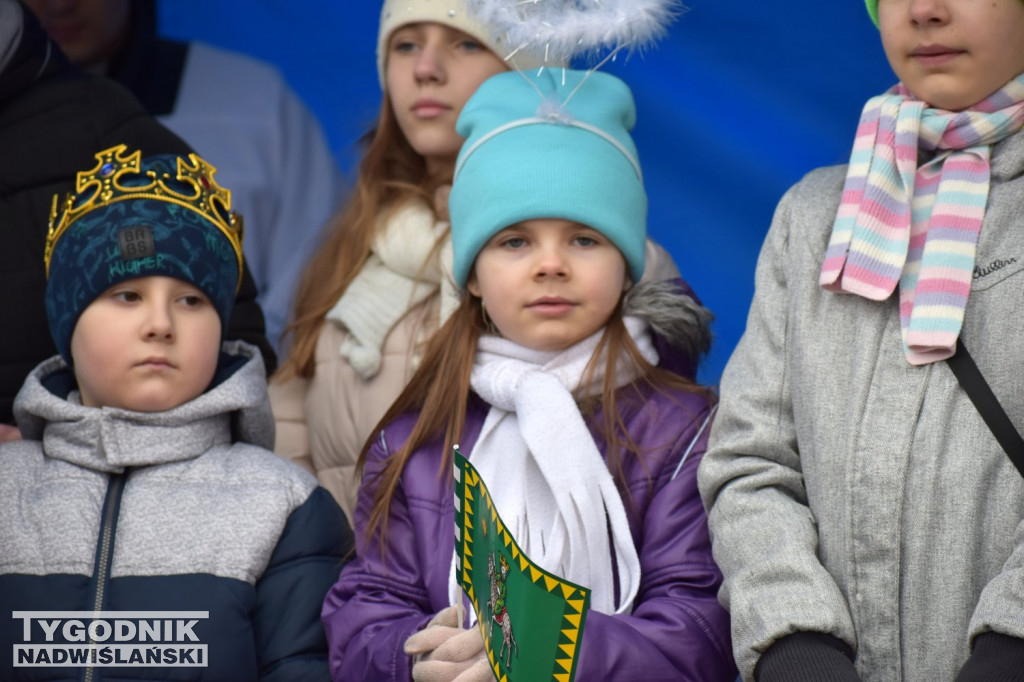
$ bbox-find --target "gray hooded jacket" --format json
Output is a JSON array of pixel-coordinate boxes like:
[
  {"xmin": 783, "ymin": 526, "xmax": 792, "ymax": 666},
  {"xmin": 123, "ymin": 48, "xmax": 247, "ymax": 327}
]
[{"xmin": 0, "ymin": 341, "xmax": 349, "ymax": 679}]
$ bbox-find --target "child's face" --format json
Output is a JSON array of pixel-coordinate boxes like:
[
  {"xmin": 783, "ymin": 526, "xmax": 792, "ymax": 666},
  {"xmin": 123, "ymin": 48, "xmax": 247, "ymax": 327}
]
[
  {"xmin": 878, "ymin": 0, "xmax": 1024, "ymax": 110},
  {"xmin": 467, "ymin": 219, "xmax": 629, "ymax": 352},
  {"xmin": 70, "ymin": 276, "xmax": 222, "ymax": 412},
  {"xmin": 22, "ymin": 0, "xmax": 130, "ymax": 69},
  {"xmin": 385, "ymin": 22, "xmax": 508, "ymax": 177}
]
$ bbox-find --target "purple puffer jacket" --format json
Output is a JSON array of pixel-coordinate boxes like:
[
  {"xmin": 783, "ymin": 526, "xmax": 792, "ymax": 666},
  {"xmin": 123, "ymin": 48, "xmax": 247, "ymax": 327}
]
[{"xmin": 323, "ymin": 380, "xmax": 736, "ymax": 682}]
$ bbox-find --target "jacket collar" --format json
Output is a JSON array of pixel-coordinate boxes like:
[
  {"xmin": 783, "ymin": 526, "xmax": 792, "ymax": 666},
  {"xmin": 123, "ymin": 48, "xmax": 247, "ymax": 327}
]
[{"xmin": 13, "ymin": 341, "xmax": 274, "ymax": 473}]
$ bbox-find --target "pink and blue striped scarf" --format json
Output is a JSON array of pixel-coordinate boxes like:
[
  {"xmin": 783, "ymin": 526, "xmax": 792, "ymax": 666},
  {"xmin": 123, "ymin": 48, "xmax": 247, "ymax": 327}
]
[{"xmin": 820, "ymin": 74, "xmax": 1024, "ymax": 365}]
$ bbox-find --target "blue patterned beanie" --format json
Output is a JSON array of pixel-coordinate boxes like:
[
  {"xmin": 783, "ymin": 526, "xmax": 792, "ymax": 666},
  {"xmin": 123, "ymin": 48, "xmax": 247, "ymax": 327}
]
[
  {"xmin": 448, "ymin": 68, "xmax": 647, "ymax": 287},
  {"xmin": 44, "ymin": 145, "xmax": 244, "ymax": 364}
]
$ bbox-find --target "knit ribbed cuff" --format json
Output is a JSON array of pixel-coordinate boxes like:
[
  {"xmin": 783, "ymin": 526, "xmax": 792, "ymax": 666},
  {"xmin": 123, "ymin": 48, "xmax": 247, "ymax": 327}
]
[
  {"xmin": 755, "ymin": 632, "xmax": 862, "ymax": 682},
  {"xmin": 955, "ymin": 632, "xmax": 1024, "ymax": 682}
]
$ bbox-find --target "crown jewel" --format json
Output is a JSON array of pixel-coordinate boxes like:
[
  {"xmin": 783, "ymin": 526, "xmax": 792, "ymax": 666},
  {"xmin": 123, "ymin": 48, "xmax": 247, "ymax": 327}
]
[{"xmin": 44, "ymin": 144, "xmax": 244, "ymax": 285}]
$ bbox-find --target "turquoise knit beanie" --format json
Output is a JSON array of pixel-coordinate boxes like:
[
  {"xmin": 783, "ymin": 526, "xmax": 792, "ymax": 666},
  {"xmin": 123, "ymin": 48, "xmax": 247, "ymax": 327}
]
[
  {"xmin": 449, "ymin": 68, "xmax": 647, "ymax": 287},
  {"xmin": 866, "ymin": 0, "xmax": 878, "ymax": 26}
]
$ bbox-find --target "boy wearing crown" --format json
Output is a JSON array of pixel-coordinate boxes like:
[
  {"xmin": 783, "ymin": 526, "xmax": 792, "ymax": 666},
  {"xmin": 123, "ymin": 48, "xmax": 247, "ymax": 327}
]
[{"xmin": 0, "ymin": 145, "xmax": 351, "ymax": 680}]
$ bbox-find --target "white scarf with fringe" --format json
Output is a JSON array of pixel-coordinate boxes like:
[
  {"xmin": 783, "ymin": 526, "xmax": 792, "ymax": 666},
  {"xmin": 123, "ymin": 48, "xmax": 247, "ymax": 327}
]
[
  {"xmin": 325, "ymin": 201, "xmax": 458, "ymax": 378},
  {"xmin": 450, "ymin": 317, "xmax": 657, "ymax": 616}
]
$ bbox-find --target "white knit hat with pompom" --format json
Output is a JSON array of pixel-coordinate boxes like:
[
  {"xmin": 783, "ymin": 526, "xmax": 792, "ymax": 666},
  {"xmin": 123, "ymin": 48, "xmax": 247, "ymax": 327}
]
[{"xmin": 375, "ymin": 0, "xmax": 549, "ymax": 86}]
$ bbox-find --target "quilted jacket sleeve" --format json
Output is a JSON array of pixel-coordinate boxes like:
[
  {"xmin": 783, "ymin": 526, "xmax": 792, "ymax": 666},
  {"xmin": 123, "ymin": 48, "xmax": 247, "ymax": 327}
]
[
  {"xmin": 255, "ymin": 486, "xmax": 353, "ymax": 682},
  {"xmin": 573, "ymin": 401, "xmax": 736, "ymax": 681},
  {"xmin": 321, "ymin": 430, "xmax": 434, "ymax": 682}
]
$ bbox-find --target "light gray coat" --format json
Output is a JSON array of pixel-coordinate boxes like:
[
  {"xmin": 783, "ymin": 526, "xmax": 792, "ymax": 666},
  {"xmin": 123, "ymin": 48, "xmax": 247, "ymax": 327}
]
[{"xmin": 698, "ymin": 131, "xmax": 1024, "ymax": 681}]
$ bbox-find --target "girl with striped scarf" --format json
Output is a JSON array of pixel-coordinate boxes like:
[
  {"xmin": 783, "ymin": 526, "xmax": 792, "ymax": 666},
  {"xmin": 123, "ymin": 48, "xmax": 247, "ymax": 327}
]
[{"xmin": 700, "ymin": 1, "xmax": 1024, "ymax": 680}]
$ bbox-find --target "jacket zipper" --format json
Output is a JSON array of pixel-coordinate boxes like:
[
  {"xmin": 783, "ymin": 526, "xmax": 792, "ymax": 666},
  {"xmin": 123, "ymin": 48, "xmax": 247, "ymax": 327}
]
[{"xmin": 83, "ymin": 473, "xmax": 126, "ymax": 682}]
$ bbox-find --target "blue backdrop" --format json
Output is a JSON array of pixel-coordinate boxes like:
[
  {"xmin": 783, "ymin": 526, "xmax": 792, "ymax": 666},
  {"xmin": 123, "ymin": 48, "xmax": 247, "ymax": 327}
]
[{"xmin": 158, "ymin": 1, "xmax": 895, "ymax": 383}]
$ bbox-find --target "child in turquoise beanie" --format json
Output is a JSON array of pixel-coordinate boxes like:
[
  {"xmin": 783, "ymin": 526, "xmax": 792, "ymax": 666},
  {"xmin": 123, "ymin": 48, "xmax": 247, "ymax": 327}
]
[
  {"xmin": 322, "ymin": 66, "xmax": 733, "ymax": 682},
  {"xmin": 448, "ymin": 67, "xmax": 648, "ymax": 287}
]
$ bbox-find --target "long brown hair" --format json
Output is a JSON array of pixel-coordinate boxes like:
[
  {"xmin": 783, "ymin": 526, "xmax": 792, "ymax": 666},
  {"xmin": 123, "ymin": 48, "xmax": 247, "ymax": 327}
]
[
  {"xmin": 275, "ymin": 95, "xmax": 451, "ymax": 381},
  {"xmin": 357, "ymin": 290, "xmax": 705, "ymax": 551}
]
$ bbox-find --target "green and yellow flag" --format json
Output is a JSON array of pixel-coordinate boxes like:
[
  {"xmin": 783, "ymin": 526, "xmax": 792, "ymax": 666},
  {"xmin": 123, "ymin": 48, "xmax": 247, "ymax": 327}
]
[{"xmin": 454, "ymin": 447, "xmax": 590, "ymax": 682}]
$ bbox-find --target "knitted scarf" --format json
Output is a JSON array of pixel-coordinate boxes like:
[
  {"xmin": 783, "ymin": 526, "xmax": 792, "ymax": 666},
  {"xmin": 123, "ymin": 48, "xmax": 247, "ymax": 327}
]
[
  {"xmin": 819, "ymin": 74, "xmax": 1024, "ymax": 365},
  {"xmin": 325, "ymin": 200, "xmax": 459, "ymax": 379},
  {"xmin": 449, "ymin": 317, "xmax": 657, "ymax": 616}
]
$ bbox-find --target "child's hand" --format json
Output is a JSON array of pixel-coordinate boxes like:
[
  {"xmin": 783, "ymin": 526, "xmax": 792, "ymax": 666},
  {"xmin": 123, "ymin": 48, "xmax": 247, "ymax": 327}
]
[{"xmin": 405, "ymin": 606, "xmax": 489, "ymax": 681}]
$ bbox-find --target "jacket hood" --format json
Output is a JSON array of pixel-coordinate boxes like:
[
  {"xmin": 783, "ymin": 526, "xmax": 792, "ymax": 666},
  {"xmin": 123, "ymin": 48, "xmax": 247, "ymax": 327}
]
[
  {"xmin": 623, "ymin": 279, "xmax": 713, "ymax": 370},
  {"xmin": 13, "ymin": 340, "xmax": 274, "ymax": 473},
  {"xmin": 0, "ymin": 0, "xmax": 22, "ymax": 76}
]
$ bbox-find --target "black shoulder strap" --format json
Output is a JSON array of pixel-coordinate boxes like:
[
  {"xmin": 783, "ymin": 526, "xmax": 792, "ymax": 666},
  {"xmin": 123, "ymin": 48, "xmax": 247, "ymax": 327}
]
[{"xmin": 947, "ymin": 338, "xmax": 1024, "ymax": 478}]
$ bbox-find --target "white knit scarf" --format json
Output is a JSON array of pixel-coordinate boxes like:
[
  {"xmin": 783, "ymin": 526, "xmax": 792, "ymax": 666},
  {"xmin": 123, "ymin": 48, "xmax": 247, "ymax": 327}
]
[
  {"xmin": 450, "ymin": 317, "xmax": 657, "ymax": 616},
  {"xmin": 325, "ymin": 200, "xmax": 459, "ymax": 379}
]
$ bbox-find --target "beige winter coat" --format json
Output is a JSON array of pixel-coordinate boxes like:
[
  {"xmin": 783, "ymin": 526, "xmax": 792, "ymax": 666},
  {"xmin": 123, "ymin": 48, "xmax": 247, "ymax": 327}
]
[{"xmin": 270, "ymin": 240, "xmax": 679, "ymax": 523}]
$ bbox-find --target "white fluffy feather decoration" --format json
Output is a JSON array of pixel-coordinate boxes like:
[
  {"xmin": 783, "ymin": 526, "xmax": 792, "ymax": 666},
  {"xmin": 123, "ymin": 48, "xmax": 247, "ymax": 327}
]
[{"xmin": 465, "ymin": 0, "xmax": 683, "ymax": 63}]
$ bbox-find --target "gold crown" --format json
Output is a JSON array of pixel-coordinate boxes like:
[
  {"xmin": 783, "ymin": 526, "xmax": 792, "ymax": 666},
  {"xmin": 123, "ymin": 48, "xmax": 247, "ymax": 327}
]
[{"xmin": 44, "ymin": 144, "xmax": 244, "ymax": 286}]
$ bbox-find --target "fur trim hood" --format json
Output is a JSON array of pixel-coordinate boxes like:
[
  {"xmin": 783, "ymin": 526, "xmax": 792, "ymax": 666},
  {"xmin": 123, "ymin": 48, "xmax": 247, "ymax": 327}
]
[{"xmin": 624, "ymin": 278, "xmax": 713, "ymax": 369}]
